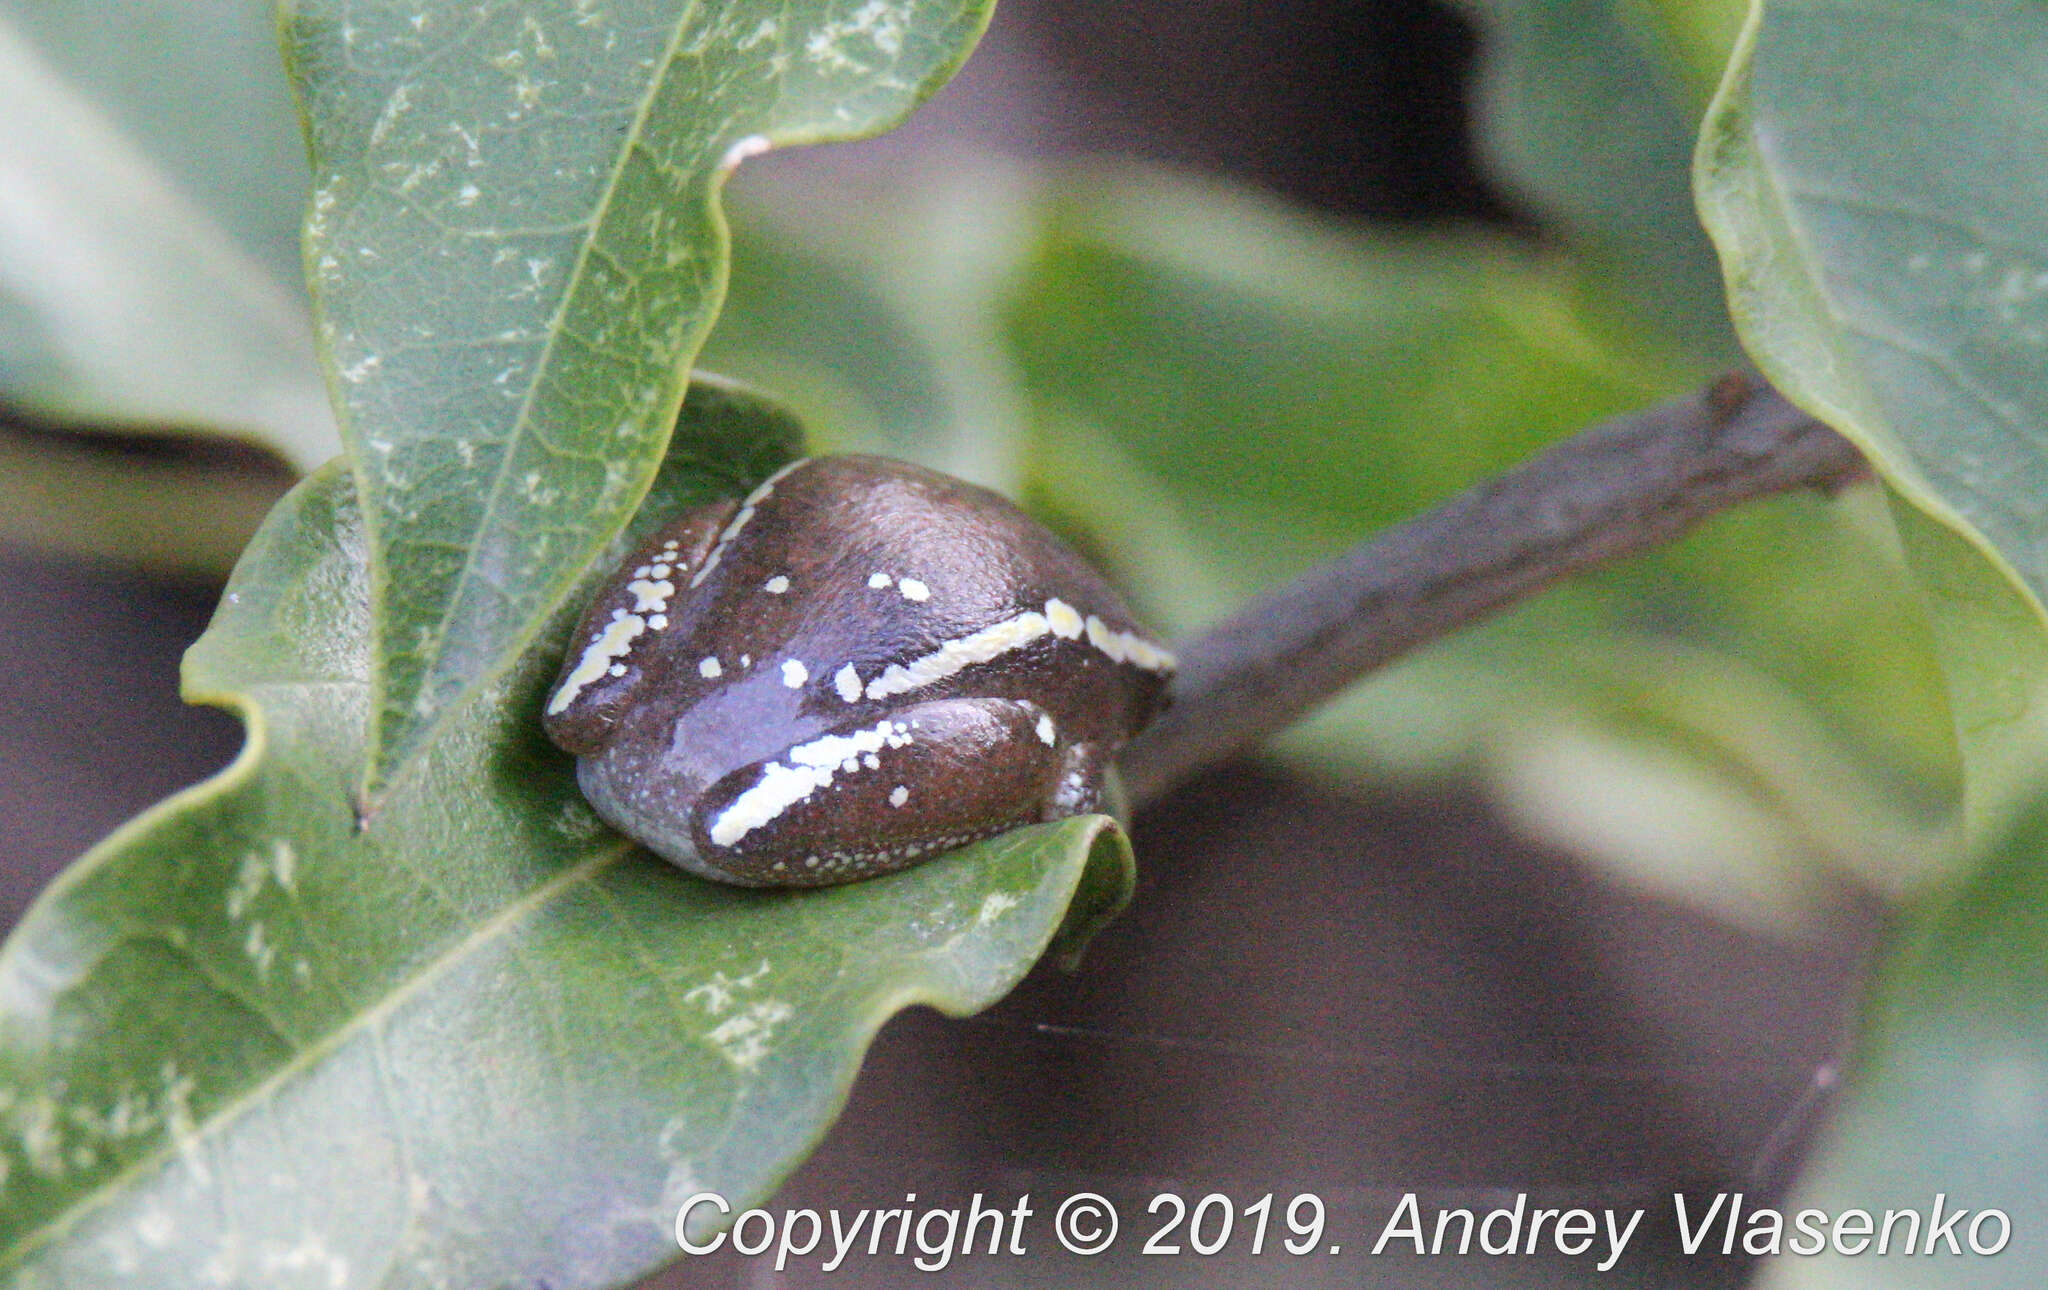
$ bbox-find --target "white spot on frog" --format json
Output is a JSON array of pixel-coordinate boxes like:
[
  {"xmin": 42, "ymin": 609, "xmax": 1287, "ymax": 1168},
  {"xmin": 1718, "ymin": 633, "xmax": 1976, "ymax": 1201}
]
[
  {"xmin": 764, "ymin": 575, "xmax": 790, "ymax": 594},
  {"xmin": 691, "ymin": 458, "xmax": 809, "ymax": 589},
  {"xmin": 698, "ymin": 656, "xmax": 722, "ymax": 679},
  {"xmin": 867, "ymin": 572, "xmax": 893, "ymax": 589},
  {"xmin": 626, "ymin": 577, "xmax": 675, "ymax": 613},
  {"xmin": 889, "ymin": 785, "xmax": 909, "ymax": 808},
  {"xmin": 1035, "ymin": 713, "xmax": 1057, "ymax": 746},
  {"xmin": 862, "ymin": 597, "xmax": 1174, "ymax": 702},
  {"xmin": 781, "ymin": 659, "xmax": 809, "ymax": 688},
  {"xmin": 1084, "ymin": 614, "xmax": 1176, "ymax": 672},
  {"xmin": 898, "ymin": 577, "xmax": 929, "ymax": 602},
  {"xmin": 834, "ymin": 663, "xmax": 862, "ymax": 702},
  {"xmin": 1045, "ymin": 598, "xmax": 1084, "ymax": 640},
  {"xmin": 549, "ymin": 610, "xmax": 647, "ymax": 714},
  {"xmin": 866, "ymin": 608, "xmax": 1055, "ymax": 699}
]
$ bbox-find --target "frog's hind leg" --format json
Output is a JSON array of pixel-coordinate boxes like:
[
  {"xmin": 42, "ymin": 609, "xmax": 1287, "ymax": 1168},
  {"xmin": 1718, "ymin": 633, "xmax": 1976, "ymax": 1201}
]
[{"xmin": 687, "ymin": 698, "xmax": 1070, "ymax": 887}]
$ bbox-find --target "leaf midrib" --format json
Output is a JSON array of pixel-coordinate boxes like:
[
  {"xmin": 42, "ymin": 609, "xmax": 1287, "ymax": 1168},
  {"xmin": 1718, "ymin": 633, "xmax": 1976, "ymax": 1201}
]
[{"xmin": 364, "ymin": 0, "xmax": 708, "ymax": 774}]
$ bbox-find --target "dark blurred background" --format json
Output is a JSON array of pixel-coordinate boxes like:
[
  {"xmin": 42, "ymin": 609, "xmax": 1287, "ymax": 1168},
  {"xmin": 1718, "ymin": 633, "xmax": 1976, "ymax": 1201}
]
[{"xmin": 0, "ymin": 1, "xmax": 1882, "ymax": 1286}]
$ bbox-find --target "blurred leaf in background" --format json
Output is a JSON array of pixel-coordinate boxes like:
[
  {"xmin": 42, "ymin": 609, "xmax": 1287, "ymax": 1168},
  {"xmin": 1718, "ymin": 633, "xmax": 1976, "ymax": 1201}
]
[
  {"xmin": 0, "ymin": 426, "xmax": 295, "ymax": 576},
  {"xmin": 706, "ymin": 161, "xmax": 1039, "ymax": 494},
  {"xmin": 0, "ymin": 0, "xmax": 325, "ymax": 574},
  {"xmin": 0, "ymin": 0, "xmax": 333, "ymax": 467},
  {"xmin": 1452, "ymin": 0, "xmax": 1748, "ymax": 361},
  {"xmin": 1006, "ymin": 170, "xmax": 1958, "ymax": 935}
]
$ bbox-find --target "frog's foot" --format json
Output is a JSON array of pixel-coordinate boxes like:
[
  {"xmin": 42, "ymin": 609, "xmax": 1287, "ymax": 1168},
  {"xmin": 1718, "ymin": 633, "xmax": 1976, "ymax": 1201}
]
[{"xmin": 685, "ymin": 698, "xmax": 1069, "ymax": 886}]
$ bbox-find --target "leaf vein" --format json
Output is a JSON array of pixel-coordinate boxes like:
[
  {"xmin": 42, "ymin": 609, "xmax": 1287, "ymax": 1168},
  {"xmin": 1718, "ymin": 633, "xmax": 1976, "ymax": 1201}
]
[{"xmin": 0, "ymin": 841, "xmax": 637, "ymax": 1274}]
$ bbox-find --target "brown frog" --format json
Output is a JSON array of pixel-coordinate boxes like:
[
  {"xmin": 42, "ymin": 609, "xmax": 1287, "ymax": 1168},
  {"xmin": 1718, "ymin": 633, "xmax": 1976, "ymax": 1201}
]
[{"xmin": 543, "ymin": 455, "xmax": 1174, "ymax": 886}]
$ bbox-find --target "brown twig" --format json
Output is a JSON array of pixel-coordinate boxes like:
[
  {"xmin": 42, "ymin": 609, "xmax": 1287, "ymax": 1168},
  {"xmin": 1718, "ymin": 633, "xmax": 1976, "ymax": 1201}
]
[{"xmin": 1115, "ymin": 372, "xmax": 1869, "ymax": 807}]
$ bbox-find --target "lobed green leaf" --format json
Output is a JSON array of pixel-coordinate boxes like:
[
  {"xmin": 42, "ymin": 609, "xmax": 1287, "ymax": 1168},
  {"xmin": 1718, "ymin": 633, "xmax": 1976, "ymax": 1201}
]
[{"xmin": 0, "ymin": 381, "xmax": 1130, "ymax": 1289}]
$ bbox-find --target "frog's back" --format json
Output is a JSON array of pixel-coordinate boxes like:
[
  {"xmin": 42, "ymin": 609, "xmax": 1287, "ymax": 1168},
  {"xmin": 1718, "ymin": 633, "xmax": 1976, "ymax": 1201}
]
[{"xmin": 699, "ymin": 456, "xmax": 1169, "ymax": 733}]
